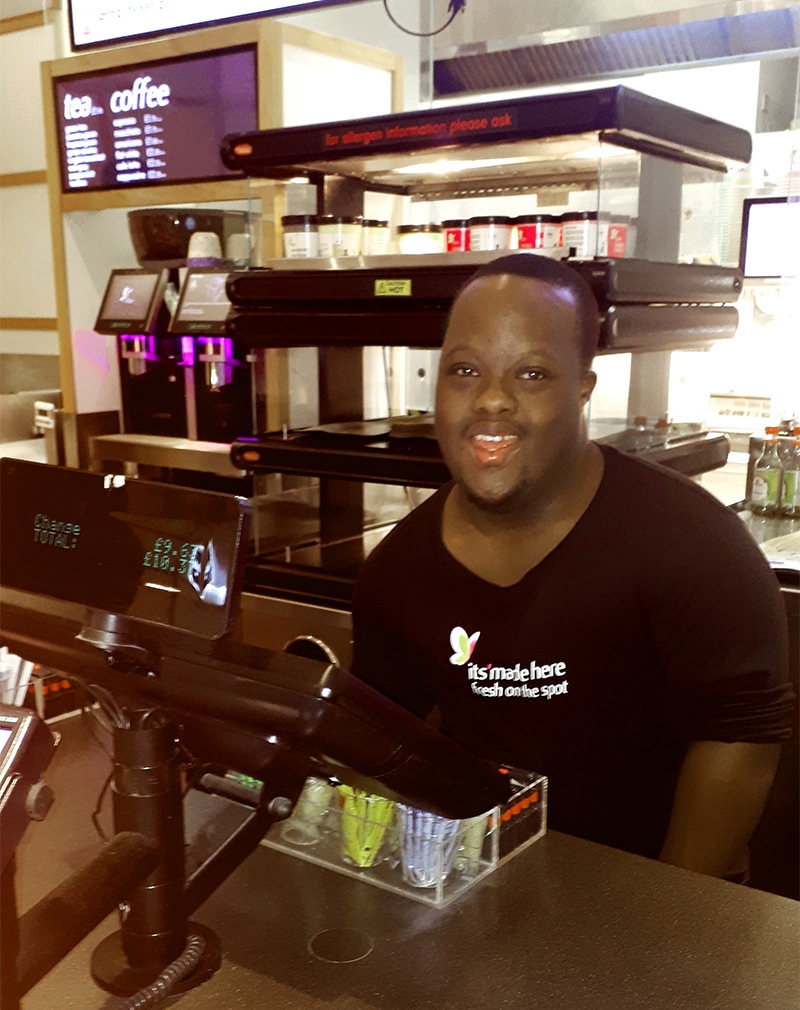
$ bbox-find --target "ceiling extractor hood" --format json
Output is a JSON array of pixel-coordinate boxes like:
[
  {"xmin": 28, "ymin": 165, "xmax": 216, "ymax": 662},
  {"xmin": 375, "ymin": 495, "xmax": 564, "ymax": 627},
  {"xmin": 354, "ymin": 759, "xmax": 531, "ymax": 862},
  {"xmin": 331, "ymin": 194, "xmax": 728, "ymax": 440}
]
[{"xmin": 434, "ymin": 5, "xmax": 800, "ymax": 97}]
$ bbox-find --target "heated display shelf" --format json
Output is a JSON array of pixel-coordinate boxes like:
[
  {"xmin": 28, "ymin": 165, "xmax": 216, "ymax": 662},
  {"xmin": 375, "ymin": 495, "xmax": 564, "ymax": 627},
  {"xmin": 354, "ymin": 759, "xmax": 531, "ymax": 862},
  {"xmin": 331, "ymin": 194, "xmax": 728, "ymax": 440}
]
[
  {"xmin": 232, "ymin": 422, "xmax": 729, "ymax": 488},
  {"xmin": 225, "ymin": 254, "xmax": 742, "ymax": 350},
  {"xmin": 220, "ymin": 85, "xmax": 751, "ymax": 187}
]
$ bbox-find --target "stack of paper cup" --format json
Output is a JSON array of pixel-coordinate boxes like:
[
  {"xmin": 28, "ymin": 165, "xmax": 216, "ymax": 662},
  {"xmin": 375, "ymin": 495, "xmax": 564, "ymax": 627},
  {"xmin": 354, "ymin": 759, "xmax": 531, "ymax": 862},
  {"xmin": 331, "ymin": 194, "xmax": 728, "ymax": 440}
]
[{"xmin": 187, "ymin": 231, "xmax": 222, "ymax": 266}]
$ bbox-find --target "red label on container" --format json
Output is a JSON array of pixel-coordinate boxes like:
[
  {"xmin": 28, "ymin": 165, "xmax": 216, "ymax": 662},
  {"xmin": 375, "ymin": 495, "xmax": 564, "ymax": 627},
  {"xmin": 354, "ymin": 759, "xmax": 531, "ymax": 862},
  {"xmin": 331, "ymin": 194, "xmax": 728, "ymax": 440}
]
[
  {"xmin": 445, "ymin": 227, "xmax": 470, "ymax": 252},
  {"xmin": 517, "ymin": 223, "xmax": 546, "ymax": 249},
  {"xmin": 607, "ymin": 224, "xmax": 627, "ymax": 258}
]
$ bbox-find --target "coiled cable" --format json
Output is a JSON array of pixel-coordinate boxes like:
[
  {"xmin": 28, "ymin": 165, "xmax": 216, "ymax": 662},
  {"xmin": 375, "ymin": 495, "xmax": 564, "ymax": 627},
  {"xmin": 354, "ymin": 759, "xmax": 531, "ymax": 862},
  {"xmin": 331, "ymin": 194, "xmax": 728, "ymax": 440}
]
[{"xmin": 115, "ymin": 934, "xmax": 206, "ymax": 1009}]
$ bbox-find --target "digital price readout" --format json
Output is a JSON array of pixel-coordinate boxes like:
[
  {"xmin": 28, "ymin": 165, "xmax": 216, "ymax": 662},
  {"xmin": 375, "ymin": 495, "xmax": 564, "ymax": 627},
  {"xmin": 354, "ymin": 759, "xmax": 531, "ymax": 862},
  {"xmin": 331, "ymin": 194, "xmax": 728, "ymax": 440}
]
[
  {"xmin": 144, "ymin": 538, "xmax": 201, "ymax": 575},
  {"xmin": 0, "ymin": 460, "xmax": 249, "ymax": 639}
]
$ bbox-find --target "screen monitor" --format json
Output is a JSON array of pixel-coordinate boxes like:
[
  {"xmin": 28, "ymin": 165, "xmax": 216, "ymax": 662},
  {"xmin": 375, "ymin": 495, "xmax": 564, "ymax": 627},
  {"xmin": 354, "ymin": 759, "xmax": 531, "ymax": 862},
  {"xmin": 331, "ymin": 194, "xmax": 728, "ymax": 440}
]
[
  {"xmin": 170, "ymin": 269, "xmax": 232, "ymax": 336},
  {"xmin": 68, "ymin": 1, "xmax": 364, "ymax": 51},
  {"xmin": 0, "ymin": 459, "xmax": 250, "ymax": 640},
  {"xmin": 94, "ymin": 269, "xmax": 167, "ymax": 335},
  {"xmin": 739, "ymin": 196, "xmax": 799, "ymax": 279},
  {"xmin": 54, "ymin": 46, "xmax": 257, "ymax": 192}
]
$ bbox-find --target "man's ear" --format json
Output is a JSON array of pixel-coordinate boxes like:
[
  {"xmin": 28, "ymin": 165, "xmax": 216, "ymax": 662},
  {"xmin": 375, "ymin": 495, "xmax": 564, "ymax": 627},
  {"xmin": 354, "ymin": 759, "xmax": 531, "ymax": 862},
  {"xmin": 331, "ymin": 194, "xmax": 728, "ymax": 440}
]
[{"xmin": 580, "ymin": 370, "xmax": 597, "ymax": 406}]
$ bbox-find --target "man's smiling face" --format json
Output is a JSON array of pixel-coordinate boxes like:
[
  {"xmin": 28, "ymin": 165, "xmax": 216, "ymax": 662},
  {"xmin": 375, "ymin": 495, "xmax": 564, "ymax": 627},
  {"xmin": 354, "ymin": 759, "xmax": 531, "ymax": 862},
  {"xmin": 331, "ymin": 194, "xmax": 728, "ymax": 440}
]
[{"xmin": 435, "ymin": 273, "xmax": 596, "ymax": 513}]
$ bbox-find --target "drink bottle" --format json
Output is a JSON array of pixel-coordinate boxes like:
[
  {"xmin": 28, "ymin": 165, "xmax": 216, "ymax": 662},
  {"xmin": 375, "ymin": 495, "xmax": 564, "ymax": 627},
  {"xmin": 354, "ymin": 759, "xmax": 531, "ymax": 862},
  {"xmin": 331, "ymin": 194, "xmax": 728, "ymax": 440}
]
[
  {"xmin": 751, "ymin": 427, "xmax": 783, "ymax": 515},
  {"xmin": 777, "ymin": 416, "xmax": 797, "ymax": 466},
  {"xmin": 781, "ymin": 431, "xmax": 800, "ymax": 518}
]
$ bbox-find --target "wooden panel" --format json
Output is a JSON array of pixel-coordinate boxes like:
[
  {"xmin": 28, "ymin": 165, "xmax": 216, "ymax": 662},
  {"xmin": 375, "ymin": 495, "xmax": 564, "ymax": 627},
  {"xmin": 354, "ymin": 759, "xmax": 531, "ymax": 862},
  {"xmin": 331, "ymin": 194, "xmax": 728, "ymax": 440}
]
[
  {"xmin": 0, "ymin": 10, "xmax": 44, "ymax": 34},
  {"xmin": 0, "ymin": 171, "xmax": 48, "ymax": 187},
  {"xmin": 265, "ymin": 347, "xmax": 290, "ymax": 432},
  {"xmin": 41, "ymin": 59, "xmax": 75, "ymax": 412},
  {"xmin": 0, "ymin": 317, "xmax": 57, "ymax": 330},
  {"xmin": 259, "ymin": 20, "xmax": 283, "ymax": 130},
  {"xmin": 59, "ymin": 179, "xmax": 250, "ymax": 212}
]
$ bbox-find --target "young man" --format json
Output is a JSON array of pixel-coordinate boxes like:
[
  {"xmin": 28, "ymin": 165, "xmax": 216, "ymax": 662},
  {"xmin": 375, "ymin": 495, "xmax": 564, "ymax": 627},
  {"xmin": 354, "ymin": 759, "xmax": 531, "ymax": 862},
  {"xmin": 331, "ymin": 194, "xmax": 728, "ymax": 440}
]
[{"xmin": 352, "ymin": 254, "xmax": 793, "ymax": 876}]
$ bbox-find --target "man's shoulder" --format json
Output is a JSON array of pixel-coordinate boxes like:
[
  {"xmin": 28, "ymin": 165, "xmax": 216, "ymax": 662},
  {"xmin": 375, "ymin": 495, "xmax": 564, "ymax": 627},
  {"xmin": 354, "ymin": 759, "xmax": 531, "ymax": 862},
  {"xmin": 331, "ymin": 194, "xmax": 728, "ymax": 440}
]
[
  {"xmin": 596, "ymin": 444, "xmax": 768, "ymax": 572},
  {"xmin": 599, "ymin": 444, "xmax": 741, "ymax": 524}
]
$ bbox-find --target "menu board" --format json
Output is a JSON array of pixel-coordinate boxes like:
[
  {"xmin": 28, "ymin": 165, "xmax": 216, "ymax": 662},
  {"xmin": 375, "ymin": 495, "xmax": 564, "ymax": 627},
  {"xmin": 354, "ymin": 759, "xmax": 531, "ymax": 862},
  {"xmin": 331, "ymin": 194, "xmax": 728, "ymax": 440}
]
[
  {"xmin": 68, "ymin": 0, "xmax": 361, "ymax": 50},
  {"xmin": 54, "ymin": 46, "xmax": 257, "ymax": 192}
]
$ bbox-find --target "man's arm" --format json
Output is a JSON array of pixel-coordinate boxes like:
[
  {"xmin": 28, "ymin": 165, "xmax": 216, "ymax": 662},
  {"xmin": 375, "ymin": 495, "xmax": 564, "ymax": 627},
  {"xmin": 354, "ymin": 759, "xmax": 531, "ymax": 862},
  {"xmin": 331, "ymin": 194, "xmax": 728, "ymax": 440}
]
[{"xmin": 659, "ymin": 740, "xmax": 781, "ymax": 877}]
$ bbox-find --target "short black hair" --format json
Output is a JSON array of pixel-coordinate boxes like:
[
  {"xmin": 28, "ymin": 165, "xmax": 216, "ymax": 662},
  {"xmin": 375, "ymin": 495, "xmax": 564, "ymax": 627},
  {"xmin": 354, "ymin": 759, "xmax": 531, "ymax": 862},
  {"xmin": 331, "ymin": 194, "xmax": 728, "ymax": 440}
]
[{"xmin": 461, "ymin": 253, "xmax": 600, "ymax": 369}]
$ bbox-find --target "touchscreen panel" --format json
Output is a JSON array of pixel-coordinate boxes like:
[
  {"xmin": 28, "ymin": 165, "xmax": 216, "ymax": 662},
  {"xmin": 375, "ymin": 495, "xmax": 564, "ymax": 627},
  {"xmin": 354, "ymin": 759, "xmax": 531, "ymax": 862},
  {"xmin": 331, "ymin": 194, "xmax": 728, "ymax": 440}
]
[
  {"xmin": 171, "ymin": 271, "xmax": 231, "ymax": 334},
  {"xmin": 96, "ymin": 271, "xmax": 162, "ymax": 332}
]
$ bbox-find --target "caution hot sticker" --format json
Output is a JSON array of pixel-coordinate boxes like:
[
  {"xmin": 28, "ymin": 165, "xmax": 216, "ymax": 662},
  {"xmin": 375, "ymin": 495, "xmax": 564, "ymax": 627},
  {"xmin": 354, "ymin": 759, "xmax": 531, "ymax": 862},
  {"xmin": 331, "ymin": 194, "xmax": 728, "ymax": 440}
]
[{"xmin": 375, "ymin": 279, "xmax": 411, "ymax": 297}]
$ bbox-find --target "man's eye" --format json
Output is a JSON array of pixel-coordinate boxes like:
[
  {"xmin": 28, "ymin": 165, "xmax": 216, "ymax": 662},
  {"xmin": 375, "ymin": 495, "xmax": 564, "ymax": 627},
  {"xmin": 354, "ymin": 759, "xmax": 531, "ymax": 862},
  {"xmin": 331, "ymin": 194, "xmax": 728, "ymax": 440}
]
[
  {"xmin": 519, "ymin": 367, "xmax": 547, "ymax": 381},
  {"xmin": 449, "ymin": 364, "xmax": 479, "ymax": 377}
]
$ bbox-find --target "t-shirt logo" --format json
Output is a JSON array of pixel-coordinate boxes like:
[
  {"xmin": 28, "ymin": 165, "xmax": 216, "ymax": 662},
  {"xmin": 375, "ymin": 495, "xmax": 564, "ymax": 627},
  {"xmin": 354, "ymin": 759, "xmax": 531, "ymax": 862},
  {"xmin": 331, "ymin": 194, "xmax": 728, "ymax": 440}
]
[{"xmin": 449, "ymin": 626, "xmax": 480, "ymax": 666}]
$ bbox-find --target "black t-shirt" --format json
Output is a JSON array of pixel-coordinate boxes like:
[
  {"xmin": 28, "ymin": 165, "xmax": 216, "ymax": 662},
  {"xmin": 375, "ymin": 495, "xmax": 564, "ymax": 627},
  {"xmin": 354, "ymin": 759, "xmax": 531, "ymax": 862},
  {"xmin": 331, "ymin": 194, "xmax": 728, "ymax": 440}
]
[{"xmin": 351, "ymin": 445, "xmax": 793, "ymax": 859}]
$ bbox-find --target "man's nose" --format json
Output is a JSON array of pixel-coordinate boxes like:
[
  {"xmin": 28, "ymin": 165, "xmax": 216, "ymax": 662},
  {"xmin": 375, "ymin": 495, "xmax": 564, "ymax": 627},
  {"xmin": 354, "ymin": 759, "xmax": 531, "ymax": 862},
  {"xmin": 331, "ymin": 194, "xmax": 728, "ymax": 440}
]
[{"xmin": 473, "ymin": 374, "xmax": 515, "ymax": 414}]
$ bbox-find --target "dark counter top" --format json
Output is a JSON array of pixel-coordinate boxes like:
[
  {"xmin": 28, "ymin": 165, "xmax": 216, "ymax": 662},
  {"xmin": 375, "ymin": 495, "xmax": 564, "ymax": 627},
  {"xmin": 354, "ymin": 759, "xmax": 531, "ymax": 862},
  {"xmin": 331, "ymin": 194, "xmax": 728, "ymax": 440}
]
[{"xmin": 16, "ymin": 714, "xmax": 799, "ymax": 1010}]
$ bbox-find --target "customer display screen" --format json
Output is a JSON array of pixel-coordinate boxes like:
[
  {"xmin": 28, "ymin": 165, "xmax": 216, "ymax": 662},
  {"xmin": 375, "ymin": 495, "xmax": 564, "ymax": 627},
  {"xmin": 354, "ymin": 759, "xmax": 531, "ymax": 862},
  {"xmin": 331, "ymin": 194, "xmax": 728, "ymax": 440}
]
[
  {"xmin": 0, "ymin": 459, "xmax": 250, "ymax": 639},
  {"xmin": 170, "ymin": 270, "xmax": 232, "ymax": 335},
  {"xmin": 53, "ymin": 46, "xmax": 257, "ymax": 192},
  {"xmin": 95, "ymin": 270, "xmax": 166, "ymax": 334},
  {"xmin": 739, "ymin": 197, "xmax": 799, "ymax": 279}
]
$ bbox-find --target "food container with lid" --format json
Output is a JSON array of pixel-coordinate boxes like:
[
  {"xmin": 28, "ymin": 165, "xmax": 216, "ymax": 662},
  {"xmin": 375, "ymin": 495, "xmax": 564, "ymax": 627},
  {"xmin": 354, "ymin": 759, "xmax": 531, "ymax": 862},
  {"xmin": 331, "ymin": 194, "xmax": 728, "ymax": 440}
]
[
  {"xmin": 361, "ymin": 219, "xmax": 390, "ymax": 256},
  {"xmin": 281, "ymin": 214, "xmax": 319, "ymax": 259},
  {"xmin": 442, "ymin": 219, "xmax": 470, "ymax": 252},
  {"xmin": 516, "ymin": 214, "xmax": 559, "ymax": 251},
  {"xmin": 397, "ymin": 224, "xmax": 443, "ymax": 254},
  {"xmin": 318, "ymin": 215, "xmax": 361, "ymax": 257},
  {"xmin": 469, "ymin": 216, "xmax": 513, "ymax": 251},
  {"xmin": 560, "ymin": 211, "xmax": 608, "ymax": 258}
]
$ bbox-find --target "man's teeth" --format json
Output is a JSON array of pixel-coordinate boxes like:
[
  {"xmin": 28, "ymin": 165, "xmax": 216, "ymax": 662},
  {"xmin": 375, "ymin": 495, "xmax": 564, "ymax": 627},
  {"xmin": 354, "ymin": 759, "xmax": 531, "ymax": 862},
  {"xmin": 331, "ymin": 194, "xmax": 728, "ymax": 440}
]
[{"xmin": 473, "ymin": 434, "xmax": 516, "ymax": 442}]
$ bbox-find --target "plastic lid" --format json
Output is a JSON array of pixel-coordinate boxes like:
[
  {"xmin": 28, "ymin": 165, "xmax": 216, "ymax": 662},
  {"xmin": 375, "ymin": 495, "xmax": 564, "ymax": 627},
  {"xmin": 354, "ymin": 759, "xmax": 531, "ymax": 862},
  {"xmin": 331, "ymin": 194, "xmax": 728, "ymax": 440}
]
[
  {"xmin": 361, "ymin": 219, "xmax": 389, "ymax": 228},
  {"xmin": 281, "ymin": 215, "xmax": 319, "ymax": 226},
  {"xmin": 516, "ymin": 214, "xmax": 556, "ymax": 224},
  {"xmin": 441, "ymin": 219, "xmax": 469, "ymax": 228},
  {"xmin": 561, "ymin": 211, "xmax": 598, "ymax": 221},
  {"xmin": 318, "ymin": 215, "xmax": 360, "ymax": 225},
  {"xmin": 469, "ymin": 216, "xmax": 513, "ymax": 226},
  {"xmin": 397, "ymin": 224, "xmax": 441, "ymax": 234}
]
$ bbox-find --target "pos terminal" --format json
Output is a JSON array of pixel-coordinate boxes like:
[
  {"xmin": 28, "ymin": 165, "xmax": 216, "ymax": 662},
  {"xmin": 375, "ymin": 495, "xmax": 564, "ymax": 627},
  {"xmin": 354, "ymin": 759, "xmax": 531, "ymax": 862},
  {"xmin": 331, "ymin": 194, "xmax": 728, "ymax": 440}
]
[{"xmin": 0, "ymin": 458, "xmax": 513, "ymax": 1001}]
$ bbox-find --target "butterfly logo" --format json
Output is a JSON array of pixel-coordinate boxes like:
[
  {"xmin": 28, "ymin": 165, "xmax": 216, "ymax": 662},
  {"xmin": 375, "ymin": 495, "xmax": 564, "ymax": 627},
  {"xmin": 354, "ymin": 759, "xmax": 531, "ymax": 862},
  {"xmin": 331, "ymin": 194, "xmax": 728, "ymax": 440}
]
[{"xmin": 449, "ymin": 626, "xmax": 480, "ymax": 666}]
